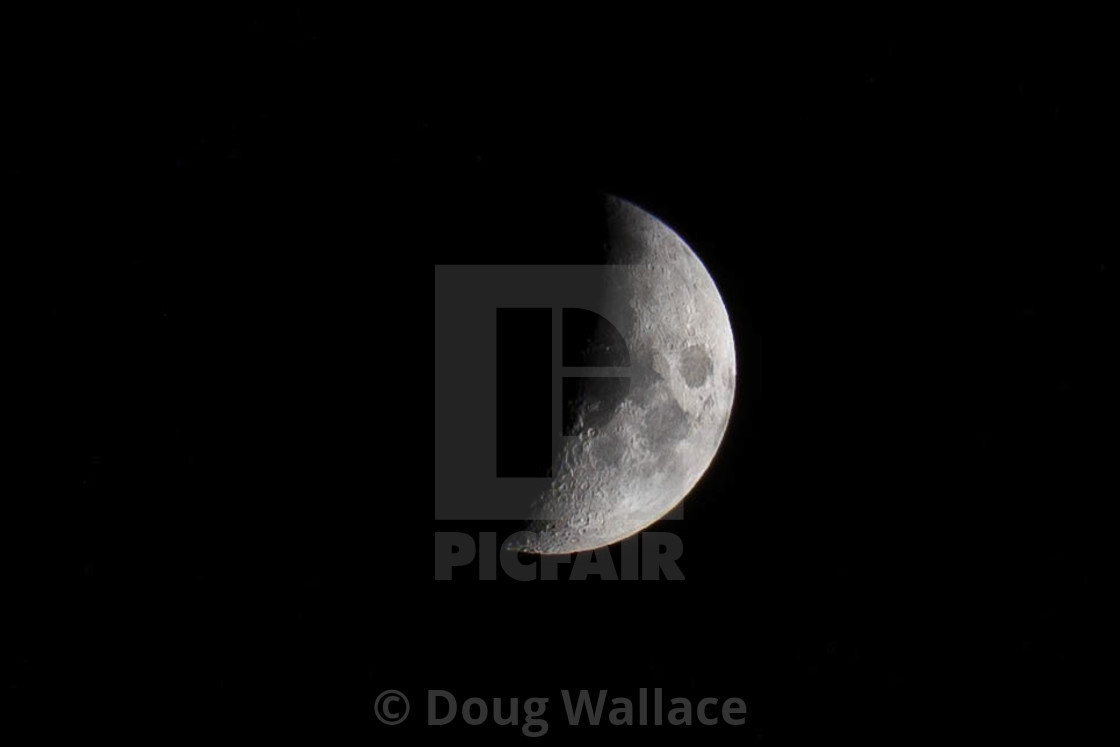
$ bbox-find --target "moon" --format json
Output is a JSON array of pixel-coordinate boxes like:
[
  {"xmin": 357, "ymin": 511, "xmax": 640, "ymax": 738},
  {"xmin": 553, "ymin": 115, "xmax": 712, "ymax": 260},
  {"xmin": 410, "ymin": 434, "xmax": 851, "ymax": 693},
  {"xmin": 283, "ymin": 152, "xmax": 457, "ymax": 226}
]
[{"xmin": 510, "ymin": 195, "xmax": 736, "ymax": 554}]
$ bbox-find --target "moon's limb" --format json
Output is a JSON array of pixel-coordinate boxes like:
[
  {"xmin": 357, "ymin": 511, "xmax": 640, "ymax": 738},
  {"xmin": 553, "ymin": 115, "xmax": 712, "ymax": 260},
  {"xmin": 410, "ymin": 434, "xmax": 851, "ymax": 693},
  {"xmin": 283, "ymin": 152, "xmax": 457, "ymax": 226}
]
[{"xmin": 511, "ymin": 196, "xmax": 736, "ymax": 554}]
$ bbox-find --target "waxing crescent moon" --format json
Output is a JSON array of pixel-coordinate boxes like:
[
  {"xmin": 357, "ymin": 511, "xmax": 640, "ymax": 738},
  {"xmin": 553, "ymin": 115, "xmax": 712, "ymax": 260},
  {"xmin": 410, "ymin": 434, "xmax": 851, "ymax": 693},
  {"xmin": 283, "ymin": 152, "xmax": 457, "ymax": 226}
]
[{"xmin": 510, "ymin": 195, "xmax": 736, "ymax": 554}]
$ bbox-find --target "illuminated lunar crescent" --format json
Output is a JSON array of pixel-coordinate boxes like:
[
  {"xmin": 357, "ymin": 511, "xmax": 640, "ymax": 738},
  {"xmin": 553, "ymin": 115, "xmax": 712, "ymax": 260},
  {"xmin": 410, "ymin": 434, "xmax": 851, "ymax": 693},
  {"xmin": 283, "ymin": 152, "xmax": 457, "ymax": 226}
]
[{"xmin": 510, "ymin": 196, "xmax": 736, "ymax": 554}]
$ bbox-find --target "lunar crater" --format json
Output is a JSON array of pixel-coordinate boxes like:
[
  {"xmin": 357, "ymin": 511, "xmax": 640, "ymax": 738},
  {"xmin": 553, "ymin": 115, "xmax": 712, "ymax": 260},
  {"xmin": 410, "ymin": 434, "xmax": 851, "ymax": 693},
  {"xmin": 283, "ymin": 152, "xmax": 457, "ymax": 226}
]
[{"xmin": 679, "ymin": 344, "xmax": 713, "ymax": 388}]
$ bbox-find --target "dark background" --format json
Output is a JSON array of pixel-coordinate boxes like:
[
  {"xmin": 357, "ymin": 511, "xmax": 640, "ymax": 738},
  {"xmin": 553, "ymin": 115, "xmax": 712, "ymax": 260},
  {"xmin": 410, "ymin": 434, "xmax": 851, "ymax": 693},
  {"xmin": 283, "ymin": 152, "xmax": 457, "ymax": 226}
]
[{"xmin": 10, "ymin": 10, "xmax": 1111, "ymax": 744}]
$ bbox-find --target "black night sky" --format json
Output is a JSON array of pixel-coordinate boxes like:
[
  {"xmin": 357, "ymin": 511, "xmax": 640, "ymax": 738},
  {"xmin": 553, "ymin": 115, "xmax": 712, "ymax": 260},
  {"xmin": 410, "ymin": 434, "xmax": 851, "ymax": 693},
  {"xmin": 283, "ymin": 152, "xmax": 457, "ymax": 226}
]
[{"xmin": 10, "ymin": 11, "xmax": 1111, "ymax": 745}]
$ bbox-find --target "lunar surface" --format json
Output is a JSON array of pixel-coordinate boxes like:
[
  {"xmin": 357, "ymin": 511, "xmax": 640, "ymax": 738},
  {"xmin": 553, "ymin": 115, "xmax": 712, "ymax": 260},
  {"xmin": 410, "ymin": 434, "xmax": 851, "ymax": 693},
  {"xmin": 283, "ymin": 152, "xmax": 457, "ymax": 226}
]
[{"xmin": 510, "ymin": 196, "xmax": 736, "ymax": 554}]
